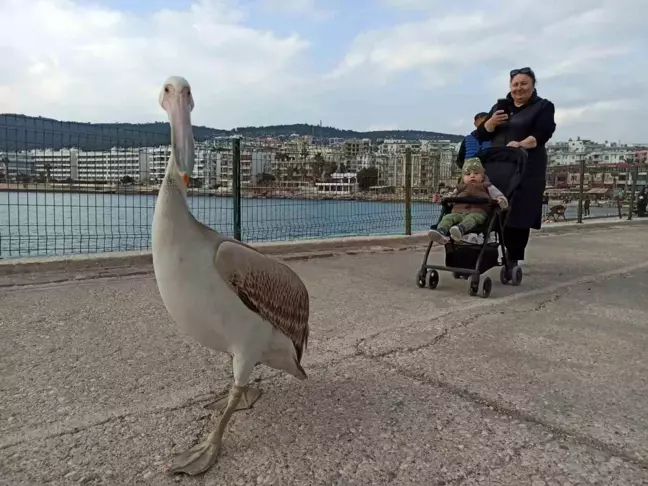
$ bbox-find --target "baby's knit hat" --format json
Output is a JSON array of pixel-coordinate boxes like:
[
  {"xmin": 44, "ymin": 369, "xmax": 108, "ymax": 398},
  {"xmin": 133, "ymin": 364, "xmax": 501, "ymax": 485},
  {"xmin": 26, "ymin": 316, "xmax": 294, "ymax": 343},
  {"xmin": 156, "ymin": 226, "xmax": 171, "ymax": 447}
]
[{"xmin": 463, "ymin": 157, "xmax": 485, "ymax": 175}]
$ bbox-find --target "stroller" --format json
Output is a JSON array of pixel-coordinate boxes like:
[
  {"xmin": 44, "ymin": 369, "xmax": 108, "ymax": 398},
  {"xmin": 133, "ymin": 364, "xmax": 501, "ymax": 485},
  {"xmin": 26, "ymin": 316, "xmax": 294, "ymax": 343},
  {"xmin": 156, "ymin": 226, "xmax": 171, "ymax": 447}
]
[
  {"xmin": 546, "ymin": 204, "xmax": 566, "ymax": 222},
  {"xmin": 415, "ymin": 146, "xmax": 527, "ymax": 298}
]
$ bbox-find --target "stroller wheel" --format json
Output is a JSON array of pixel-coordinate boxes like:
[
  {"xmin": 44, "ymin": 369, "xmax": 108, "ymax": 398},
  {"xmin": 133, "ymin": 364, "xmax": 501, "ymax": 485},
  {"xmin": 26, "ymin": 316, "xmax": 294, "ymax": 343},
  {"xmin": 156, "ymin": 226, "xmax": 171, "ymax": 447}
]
[
  {"xmin": 500, "ymin": 266, "xmax": 512, "ymax": 285},
  {"xmin": 427, "ymin": 270, "xmax": 439, "ymax": 289},
  {"xmin": 468, "ymin": 274, "xmax": 480, "ymax": 296},
  {"xmin": 511, "ymin": 266, "xmax": 523, "ymax": 286},
  {"xmin": 416, "ymin": 268, "xmax": 427, "ymax": 288},
  {"xmin": 481, "ymin": 276, "xmax": 493, "ymax": 298}
]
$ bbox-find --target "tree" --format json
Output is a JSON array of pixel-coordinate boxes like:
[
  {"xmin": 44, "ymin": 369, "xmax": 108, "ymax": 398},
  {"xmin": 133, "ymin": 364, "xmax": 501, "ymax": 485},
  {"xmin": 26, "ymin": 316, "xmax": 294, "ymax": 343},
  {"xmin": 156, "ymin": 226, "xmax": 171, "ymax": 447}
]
[
  {"xmin": 120, "ymin": 175, "xmax": 135, "ymax": 184},
  {"xmin": 357, "ymin": 167, "xmax": 379, "ymax": 190},
  {"xmin": 1, "ymin": 154, "xmax": 9, "ymax": 182},
  {"xmin": 311, "ymin": 153, "xmax": 326, "ymax": 180},
  {"xmin": 323, "ymin": 161, "xmax": 337, "ymax": 178},
  {"xmin": 256, "ymin": 172, "xmax": 276, "ymax": 185},
  {"xmin": 188, "ymin": 177, "xmax": 203, "ymax": 188},
  {"xmin": 44, "ymin": 163, "xmax": 52, "ymax": 182}
]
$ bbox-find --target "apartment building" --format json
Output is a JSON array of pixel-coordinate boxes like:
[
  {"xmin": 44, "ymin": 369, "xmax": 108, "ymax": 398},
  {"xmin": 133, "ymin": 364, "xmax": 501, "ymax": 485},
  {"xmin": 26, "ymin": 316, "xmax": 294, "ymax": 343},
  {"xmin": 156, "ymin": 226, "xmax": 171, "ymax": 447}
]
[
  {"xmin": 1, "ymin": 151, "xmax": 37, "ymax": 179},
  {"xmin": 547, "ymin": 138, "xmax": 641, "ymax": 166},
  {"xmin": 376, "ymin": 149, "xmax": 457, "ymax": 190},
  {"xmin": 5, "ymin": 145, "xmax": 215, "ymax": 183},
  {"xmin": 29, "ymin": 148, "xmax": 78, "ymax": 180},
  {"xmin": 377, "ymin": 139, "xmax": 422, "ymax": 154},
  {"xmin": 213, "ymin": 149, "xmax": 275, "ymax": 187}
]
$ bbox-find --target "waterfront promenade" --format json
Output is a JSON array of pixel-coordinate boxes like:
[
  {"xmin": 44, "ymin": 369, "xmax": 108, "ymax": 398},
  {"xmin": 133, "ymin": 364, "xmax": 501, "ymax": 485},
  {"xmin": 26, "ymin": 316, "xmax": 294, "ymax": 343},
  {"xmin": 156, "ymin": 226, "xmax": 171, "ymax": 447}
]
[{"xmin": 1, "ymin": 219, "xmax": 648, "ymax": 485}]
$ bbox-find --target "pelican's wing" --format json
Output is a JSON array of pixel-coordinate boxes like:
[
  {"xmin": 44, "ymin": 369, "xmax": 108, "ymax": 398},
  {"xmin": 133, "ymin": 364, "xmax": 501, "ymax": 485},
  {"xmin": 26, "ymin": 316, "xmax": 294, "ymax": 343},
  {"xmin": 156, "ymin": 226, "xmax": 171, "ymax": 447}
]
[{"xmin": 213, "ymin": 241, "xmax": 310, "ymax": 361}]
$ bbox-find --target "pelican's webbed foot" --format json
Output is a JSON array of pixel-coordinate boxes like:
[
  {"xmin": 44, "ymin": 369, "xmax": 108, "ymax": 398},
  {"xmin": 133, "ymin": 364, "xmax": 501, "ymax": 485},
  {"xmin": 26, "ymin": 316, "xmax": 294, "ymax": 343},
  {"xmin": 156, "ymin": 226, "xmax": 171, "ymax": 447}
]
[
  {"xmin": 168, "ymin": 439, "xmax": 221, "ymax": 476},
  {"xmin": 168, "ymin": 386, "xmax": 250, "ymax": 476}
]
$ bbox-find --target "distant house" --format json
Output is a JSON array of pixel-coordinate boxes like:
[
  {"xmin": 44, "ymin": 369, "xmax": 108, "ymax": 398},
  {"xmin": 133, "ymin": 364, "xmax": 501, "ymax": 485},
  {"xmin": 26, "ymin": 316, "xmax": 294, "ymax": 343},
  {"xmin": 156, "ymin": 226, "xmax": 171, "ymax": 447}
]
[{"xmin": 315, "ymin": 172, "xmax": 358, "ymax": 194}]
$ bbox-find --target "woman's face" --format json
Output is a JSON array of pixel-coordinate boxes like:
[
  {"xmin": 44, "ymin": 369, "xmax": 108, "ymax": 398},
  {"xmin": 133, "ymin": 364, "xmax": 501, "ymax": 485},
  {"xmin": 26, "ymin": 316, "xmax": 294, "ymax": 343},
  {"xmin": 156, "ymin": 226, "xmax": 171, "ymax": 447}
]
[{"xmin": 510, "ymin": 74, "xmax": 534, "ymax": 104}]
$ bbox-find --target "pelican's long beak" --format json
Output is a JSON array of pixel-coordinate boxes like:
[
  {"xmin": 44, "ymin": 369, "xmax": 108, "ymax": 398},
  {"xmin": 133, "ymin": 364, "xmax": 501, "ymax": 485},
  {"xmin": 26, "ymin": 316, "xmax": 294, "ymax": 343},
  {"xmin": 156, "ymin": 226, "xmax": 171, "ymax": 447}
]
[{"xmin": 167, "ymin": 93, "xmax": 195, "ymax": 185}]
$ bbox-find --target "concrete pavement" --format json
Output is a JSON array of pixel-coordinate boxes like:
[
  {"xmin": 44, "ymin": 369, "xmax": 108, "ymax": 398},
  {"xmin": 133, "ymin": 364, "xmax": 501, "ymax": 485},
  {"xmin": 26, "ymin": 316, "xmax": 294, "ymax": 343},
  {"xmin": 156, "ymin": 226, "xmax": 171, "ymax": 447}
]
[{"xmin": 1, "ymin": 222, "xmax": 648, "ymax": 485}]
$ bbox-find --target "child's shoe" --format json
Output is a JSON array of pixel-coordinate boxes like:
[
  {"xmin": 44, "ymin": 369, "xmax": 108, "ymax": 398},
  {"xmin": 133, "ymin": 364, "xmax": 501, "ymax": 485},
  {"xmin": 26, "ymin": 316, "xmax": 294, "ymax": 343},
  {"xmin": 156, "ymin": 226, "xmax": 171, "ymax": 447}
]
[
  {"xmin": 428, "ymin": 228, "xmax": 449, "ymax": 244},
  {"xmin": 449, "ymin": 225, "xmax": 465, "ymax": 242}
]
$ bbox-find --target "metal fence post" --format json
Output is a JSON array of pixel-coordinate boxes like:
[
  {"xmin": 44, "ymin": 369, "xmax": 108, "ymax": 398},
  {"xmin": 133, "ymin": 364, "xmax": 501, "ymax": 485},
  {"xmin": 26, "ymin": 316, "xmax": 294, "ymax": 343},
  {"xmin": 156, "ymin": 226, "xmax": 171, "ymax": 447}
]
[
  {"xmin": 232, "ymin": 137, "xmax": 242, "ymax": 240},
  {"xmin": 577, "ymin": 158, "xmax": 585, "ymax": 223},
  {"xmin": 628, "ymin": 164, "xmax": 638, "ymax": 221},
  {"xmin": 404, "ymin": 148, "xmax": 412, "ymax": 235}
]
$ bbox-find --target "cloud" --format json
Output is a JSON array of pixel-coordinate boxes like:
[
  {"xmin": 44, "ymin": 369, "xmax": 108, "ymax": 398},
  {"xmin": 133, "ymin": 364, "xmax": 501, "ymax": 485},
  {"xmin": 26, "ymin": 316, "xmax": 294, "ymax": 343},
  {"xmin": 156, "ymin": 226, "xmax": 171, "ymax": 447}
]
[
  {"xmin": 258, "ymin": 0, "xmax": 335, "ymax": 20},
  {"xmin": 0, "ymin": 0, "xmax": 310, "ymax": 126},
  {"xmin": 0, "ymin": 0, "xmax": 646, "ymax": 143},
  {"xmin": 381, "ymin": 0, "xmax": 434, "ymax": 10},
  {"xmin": 326, "ymin": 0, "xmax": 648, "ymax": 142}
]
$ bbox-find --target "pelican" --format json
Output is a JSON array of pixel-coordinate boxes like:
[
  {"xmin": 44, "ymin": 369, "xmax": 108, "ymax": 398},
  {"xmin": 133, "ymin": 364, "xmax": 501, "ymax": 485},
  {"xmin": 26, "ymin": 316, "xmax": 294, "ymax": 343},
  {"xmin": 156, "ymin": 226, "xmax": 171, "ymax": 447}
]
[{"xmin": 151, "ymin": 76, "xmax": 310, "ymax": 476}]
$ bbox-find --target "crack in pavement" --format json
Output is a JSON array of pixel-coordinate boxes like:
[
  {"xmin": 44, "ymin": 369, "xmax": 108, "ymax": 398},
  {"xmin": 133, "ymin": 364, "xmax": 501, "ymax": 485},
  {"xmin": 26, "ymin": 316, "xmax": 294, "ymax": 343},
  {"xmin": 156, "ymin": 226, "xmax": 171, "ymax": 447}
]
[
  {"xmin": 362, "ymin": 356, "xmax": 648, "ymax": 472},
  {"xmin": 354, "ymin": 289, "xmax": 565, "ymax": 360},
  {"xmin": 534, "ymin": 292, "xmax": 563, "ymax": 311},
  {"xmin": 349, "ymin": 260, "xmax": 648, "ymax": 361},
  {"xmin": 353, "ymin": 308, "xmax": 493, "ymax": 360},
  {"xmin": 0, "ymin": 389, "xmax": 217, "ymax": 451},
  {"xmin": 4, "ymin": 259, "xmax": 648, "ymax": 483},
  {"xmin": 0, "ymin": 361, "xmax": 328, "ymax": 452},
  {"xmin": 349, "ymin": 284, "xmax": 648, "ymax": 473}
]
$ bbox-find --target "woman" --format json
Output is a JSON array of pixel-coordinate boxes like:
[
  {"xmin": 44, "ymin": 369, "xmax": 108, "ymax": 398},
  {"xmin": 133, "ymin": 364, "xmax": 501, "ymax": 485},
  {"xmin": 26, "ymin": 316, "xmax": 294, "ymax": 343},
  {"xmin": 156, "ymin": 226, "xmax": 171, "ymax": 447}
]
[
  {"xmin": 476, "ymin": 67, "xmax": 556, "ymax": 266},
  {"xmin": 638, "ymin": 187, "xmax": 647, "ymax": 217}
]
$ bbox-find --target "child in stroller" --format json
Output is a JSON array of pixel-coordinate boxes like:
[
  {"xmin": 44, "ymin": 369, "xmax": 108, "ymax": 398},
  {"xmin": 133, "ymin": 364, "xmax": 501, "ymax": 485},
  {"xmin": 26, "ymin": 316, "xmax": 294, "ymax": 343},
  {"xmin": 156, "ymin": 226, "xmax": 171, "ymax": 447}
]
[
  {"xmin": 416, "ymin": 147, "xmax": 527, "ymax": 298},
  {"xmin": 428, "ymin": 158, "xmax": 508, "ymax": 244}
]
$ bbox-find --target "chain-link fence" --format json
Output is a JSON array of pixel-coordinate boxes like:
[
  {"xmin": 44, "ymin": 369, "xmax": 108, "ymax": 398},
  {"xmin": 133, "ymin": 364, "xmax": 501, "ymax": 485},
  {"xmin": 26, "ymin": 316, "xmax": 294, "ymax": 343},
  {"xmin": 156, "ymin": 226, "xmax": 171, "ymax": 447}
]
[
  {"xmin": 545, "ymin": 162, "xmax": 647, "ymax": 222},
  {"xmin": 6, "ymin": 114, "xmax": 642, "ymax": 260},
  {"xmin": 1, "ymin": 115, "xmax": 452, "ymax": 258}
]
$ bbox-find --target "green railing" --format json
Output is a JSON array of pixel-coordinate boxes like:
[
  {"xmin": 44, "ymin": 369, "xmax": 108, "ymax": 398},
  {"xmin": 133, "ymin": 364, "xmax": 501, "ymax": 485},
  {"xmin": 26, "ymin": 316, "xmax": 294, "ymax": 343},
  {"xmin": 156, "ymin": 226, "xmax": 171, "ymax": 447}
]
[
  {"xmin": 2, "ymin": 114, "xmax": 644, "ymax": 259},
  {"xmin": 0, "ymin": 115, "xmax": 448, "ymax": 258}
]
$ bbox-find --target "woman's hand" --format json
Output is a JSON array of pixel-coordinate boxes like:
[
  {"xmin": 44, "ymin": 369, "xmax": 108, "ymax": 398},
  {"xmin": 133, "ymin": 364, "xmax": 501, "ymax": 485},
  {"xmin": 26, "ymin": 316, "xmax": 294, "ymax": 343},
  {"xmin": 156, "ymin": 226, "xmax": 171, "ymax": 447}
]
[
  {"xmin": 484, "ymin": 110, "xmax": 508, "ymax": 132},
  {"xmin": 508, "ymin": 136, "xmax": 537, "ymax": 149}
]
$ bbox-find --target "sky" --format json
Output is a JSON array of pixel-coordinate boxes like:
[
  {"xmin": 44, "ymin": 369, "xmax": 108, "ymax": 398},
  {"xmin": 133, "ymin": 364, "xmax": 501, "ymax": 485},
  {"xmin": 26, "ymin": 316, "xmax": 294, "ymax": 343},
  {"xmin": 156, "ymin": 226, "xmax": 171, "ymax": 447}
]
[{"xmin": 0, "ymin": 0, "xmax": 646, "ymax": 143}]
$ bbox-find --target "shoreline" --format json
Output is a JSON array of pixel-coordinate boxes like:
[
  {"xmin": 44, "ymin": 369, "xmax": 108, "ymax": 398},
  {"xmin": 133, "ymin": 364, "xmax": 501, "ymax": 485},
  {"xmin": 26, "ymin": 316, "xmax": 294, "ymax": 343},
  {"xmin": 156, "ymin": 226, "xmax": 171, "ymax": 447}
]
[
  {"xmin": 0, "ymin": 185, "xmax": 434, "ymax": 203},
  {"xmin": 1, "ymin": 185, "xmax": 625, "ymax": 206},
  {"xmin": 2, "ymin": 216, "xmax": 647, "ymax": 273}
]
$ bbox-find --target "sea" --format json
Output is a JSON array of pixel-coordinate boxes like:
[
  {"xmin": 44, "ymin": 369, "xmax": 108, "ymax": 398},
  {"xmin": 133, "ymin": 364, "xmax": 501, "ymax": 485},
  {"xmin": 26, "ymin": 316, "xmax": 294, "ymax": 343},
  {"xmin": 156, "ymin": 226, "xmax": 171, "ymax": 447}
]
[{"xmin": 0, "ymin": 191, "xmax": 620, "ymax": 258}]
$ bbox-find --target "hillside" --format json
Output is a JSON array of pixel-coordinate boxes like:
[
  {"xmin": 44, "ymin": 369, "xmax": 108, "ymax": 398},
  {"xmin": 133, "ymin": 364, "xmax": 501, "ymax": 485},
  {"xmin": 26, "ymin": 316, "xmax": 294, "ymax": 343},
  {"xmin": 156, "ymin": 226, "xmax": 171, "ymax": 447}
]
[{"xmin": 0, "ymin": 114, "xmax": 463, "ymax": 152}]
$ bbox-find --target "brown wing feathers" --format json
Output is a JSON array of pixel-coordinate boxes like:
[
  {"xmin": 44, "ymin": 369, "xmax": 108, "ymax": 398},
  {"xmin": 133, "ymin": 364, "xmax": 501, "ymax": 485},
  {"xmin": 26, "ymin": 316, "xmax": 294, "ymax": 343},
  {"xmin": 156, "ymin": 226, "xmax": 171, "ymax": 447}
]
[{"xmin": 217, "ymin": 243, "xmax": 310, "ymax": 362}]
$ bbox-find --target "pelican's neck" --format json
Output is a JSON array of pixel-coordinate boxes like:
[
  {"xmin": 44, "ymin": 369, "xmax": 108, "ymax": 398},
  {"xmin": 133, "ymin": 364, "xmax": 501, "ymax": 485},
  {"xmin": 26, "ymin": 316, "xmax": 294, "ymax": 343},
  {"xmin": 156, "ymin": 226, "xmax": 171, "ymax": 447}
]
[
  {"xmin": 161, "ymin": 158, "xmax": 187, "ymax": 194},
  {"xmin": 155, "ymin": 159, "xmax": 192, "ymax": 221}
]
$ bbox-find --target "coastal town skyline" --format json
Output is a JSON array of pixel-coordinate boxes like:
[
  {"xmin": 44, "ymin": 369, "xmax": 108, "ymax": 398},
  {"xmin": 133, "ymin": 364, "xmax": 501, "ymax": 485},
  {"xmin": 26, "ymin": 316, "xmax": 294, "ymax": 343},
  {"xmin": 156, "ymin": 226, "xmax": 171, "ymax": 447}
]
[
  {"xmin": 0, "ymin": 0, "xmax": 646, "ymax": 143},
  {"xmin": 1, "ymin": 113, "xmax": 646, "ymax": 148}
]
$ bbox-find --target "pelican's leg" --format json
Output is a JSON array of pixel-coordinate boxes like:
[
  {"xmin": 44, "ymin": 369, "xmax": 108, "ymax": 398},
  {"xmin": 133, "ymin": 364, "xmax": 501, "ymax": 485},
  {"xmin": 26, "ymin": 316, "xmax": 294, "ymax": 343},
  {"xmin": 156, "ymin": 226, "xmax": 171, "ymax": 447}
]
[
  {"xmin": 168, "ymin": 355, "xmax": 256, "ymax": 476},
  {"xmin": 205, "ymin": 357, "xmax": 262, "ymax": 414},
  {"xmin": 204, "ymin": 386, "xmax": 262, "ymax": 413}
]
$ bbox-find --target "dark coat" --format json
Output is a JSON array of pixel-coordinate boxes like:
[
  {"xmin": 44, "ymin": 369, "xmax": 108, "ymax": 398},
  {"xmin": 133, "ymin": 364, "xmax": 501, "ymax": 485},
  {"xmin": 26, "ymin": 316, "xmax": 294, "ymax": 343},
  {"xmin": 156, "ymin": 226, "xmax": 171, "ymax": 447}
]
[{"xmin": 477, "ymin": 91, "xmax": 556, "ymax": 229}]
